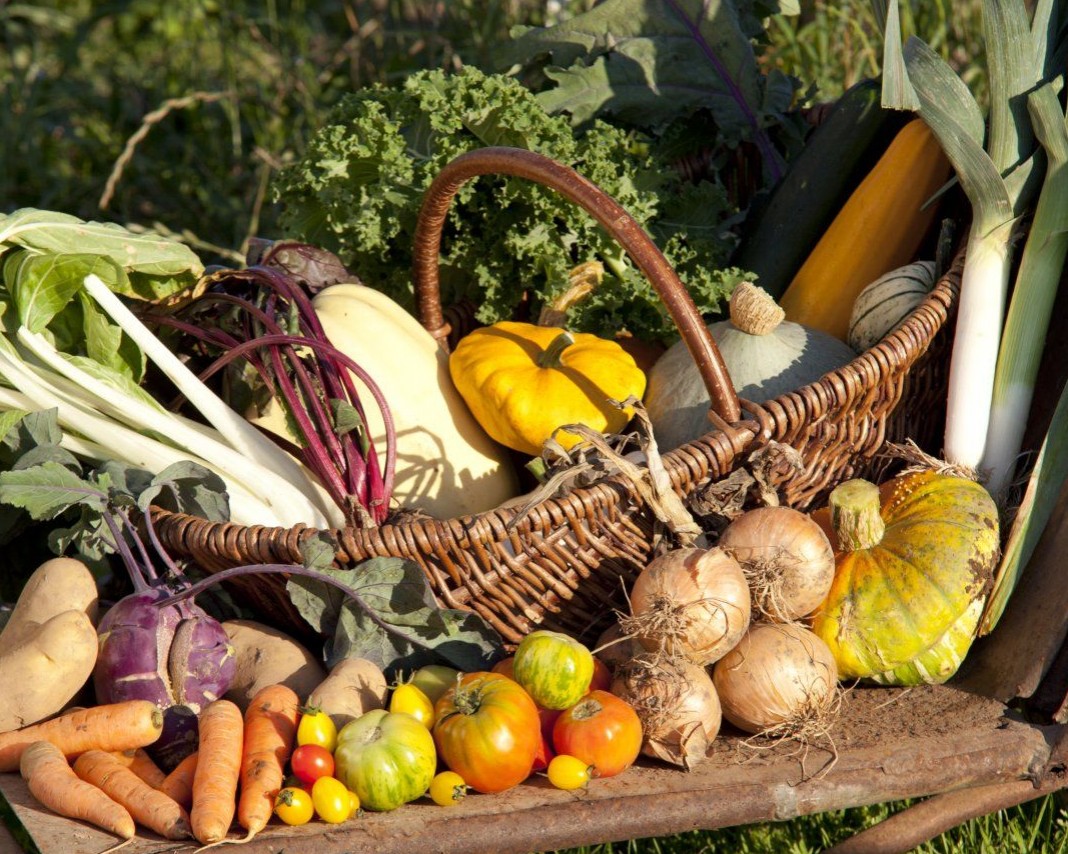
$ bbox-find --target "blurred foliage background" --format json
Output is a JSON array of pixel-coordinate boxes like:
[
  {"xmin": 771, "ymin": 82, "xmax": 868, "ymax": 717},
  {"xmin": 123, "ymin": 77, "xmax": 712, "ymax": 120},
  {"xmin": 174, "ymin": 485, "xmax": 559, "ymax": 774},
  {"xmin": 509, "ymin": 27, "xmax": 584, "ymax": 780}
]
[{"xmin": 1, "ymin": 0, "xmax": 984, "ymax": 262}]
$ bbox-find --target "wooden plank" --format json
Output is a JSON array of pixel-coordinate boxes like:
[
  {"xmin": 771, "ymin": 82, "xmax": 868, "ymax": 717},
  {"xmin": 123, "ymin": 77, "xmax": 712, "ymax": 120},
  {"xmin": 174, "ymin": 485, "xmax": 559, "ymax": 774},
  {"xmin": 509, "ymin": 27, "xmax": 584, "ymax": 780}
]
[{"xmin": 0, "ymin": 685, "xmax": 1056, "ymax": 854}]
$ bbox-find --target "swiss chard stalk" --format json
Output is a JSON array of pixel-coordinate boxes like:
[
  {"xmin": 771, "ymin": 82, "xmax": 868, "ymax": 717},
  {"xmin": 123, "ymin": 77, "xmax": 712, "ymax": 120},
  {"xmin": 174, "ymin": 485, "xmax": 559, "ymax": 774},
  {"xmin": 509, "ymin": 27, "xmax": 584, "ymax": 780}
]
[{"xmin": 143, "ymin": 243, "xmax": 395, "ymax": 527}]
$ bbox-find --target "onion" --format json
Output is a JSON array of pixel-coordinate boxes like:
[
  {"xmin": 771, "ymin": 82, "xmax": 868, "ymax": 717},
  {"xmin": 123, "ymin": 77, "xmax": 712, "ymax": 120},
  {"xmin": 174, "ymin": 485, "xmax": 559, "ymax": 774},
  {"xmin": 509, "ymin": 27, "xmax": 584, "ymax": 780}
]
[
  {"xmin": 593, "ymin": 621, "xmax": 646, "ymax": 671},
  {"xmin": 624, "ymin": 547, "xmax": 751, "ymax": 666},
  {"xmin": 717, "ymin": 506, "xmax": 835, "ymax": 622},
  {"xmin": 611, "ymin": 655, "xmax": 721, "ymax": 769},
  {"xmin": 712, "ymin": 622, "xmax": 838, "ymax": 737}
]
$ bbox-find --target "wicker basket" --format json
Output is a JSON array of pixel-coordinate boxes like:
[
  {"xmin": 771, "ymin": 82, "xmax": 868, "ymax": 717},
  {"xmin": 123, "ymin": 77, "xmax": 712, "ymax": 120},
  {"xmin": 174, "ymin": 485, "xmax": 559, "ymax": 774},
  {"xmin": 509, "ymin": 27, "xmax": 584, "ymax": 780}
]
[{"xmin": 150, "ymin": 147, "xmax": 960, "ymax": 646}]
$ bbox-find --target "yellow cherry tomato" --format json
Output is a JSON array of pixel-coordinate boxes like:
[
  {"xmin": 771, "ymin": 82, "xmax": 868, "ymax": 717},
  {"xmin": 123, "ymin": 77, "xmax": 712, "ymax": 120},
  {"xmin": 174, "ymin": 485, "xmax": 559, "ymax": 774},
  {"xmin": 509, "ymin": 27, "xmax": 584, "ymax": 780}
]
[
  {"xmin": 348, "ymin": 789, "xmax": 361, "ymax": 818},
  {"xmin": 428, "ymin": 771, "xmax": 468, "ymax": 806},
  {"xmin": 547, "ymin": 754, "xmax": 593, "ymax": 791},
  {"xmin": 297, "ymin": 706, "xmax": 338, "ymax": 753},
  {"xmin": 389, "ymin": 682, "xmax": 435, "ymax": 728},
  {"xmin": 312, "ymin": 776, "xmax": 353, "ymax": 824},
  {"xmin": 275, "ymin": 786, "xmax": 314, "ymax": 826}
]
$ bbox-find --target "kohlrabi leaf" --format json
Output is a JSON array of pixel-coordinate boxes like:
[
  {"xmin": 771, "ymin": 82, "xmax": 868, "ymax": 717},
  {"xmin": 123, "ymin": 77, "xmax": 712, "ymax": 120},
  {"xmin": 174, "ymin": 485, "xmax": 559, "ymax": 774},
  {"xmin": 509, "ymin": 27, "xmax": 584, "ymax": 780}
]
[
  {"xmin": 0, "ymin": 460, "xmax": 108, "ymax": 520},
  {"xmin": 498, "ymin": 0, "xmax": 797, "ymax": 177},
  {"xmin": 288, "ymin": 556, "xmax": 503, "ymax": 674},
  {"xmin": 134, "ymin": 461, "xmax": 231, "ymax": 522}
]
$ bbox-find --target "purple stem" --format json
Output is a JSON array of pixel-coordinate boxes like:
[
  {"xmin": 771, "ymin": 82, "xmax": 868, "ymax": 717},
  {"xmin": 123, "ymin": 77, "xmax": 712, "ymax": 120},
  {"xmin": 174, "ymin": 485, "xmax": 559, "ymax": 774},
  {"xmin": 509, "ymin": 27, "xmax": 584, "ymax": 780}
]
[
  {"xmin": 665, "ymin": 0, "xmax": 784, "ymax": 182},
  {"xmin": 153, "ymin": 562, "xmax": 438, "ymax": 653}
]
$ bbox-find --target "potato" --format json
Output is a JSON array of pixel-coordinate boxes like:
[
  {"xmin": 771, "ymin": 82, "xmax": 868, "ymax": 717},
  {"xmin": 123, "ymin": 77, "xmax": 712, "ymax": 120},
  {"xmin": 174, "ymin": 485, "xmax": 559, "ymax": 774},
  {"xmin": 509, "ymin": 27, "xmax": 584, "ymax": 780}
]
[
  {"xmin": 306, "ymin": 658, "xmax": 388, "ymax": 730},
  {"xmin": 222, "ymin": 619, "xmax": 327, "ymax": 712},
  {"xmin": 0, "ymin": 609, "xmax": 98, "ymax": 733},
  {"xmin": 0, "ymin": 557, "xmax": 99, "ymax": 655}
]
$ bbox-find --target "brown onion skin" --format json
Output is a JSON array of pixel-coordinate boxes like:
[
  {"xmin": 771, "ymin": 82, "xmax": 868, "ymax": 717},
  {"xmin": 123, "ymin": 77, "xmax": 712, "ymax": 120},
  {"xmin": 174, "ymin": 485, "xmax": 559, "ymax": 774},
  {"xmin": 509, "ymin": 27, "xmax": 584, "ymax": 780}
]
[
  {"xmin": 717, "ymin": 506, "xmax": 835, "ymax": 622},
  {"xmin": 611, "ymin": 657, "xmax": 721, "ymax": 768},
  {"xmin": 629, "ymin": 547, "xmax": 751, "ymax": 666},
  {"xmin": 712, "ymin": 622, "xmax": 838, "ymax": 735}
]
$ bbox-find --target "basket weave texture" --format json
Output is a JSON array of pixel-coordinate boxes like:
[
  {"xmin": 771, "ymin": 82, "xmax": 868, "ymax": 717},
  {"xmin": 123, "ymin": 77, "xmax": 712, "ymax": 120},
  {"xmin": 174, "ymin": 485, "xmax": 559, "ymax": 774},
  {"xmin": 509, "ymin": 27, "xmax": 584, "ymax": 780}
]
[{"xmin": 150, "ymin": 147, "xmax": 960, "ymax": 646}]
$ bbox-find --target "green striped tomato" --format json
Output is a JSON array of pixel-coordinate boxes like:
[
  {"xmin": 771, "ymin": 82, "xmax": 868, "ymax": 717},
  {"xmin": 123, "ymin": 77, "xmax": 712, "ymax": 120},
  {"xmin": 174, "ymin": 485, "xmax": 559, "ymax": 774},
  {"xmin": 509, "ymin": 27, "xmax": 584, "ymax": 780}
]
[
  {"xmin": 512, "ymin": 630, "xmax": 595, "ymax": 710},
  {"xmin": 333, "ymin": 709, "xmax": 436, "ymax": 811}
]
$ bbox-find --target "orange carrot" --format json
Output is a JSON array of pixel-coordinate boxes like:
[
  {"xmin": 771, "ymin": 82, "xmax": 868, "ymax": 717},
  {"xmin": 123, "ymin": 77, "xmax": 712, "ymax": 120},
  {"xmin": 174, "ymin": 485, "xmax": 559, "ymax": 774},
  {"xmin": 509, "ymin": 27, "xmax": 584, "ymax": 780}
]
[
  {"xmin": 190, "ymin": 699, "xmax": 244, "ymax": 845},
  {"xmin": 20, "ymin": 740, "xmax": 135, "ymax": 840},
  {"xmin": 237, "ymin": 684, "xmax": 300, "ymax": 839},
  {"xmin": 0, "ymin": 700, "xmax": 163, "ymax": 772},
  {"xmin": 109, "ymin": 747, "xmax": 167, "ymax": 789},
  {"xmin": 159, "ymin": 751, "xmax": 198, "ymax": 812},
  {"xmin": 74, "ymin": 749, "xmax": 192, "ymax": 840}
]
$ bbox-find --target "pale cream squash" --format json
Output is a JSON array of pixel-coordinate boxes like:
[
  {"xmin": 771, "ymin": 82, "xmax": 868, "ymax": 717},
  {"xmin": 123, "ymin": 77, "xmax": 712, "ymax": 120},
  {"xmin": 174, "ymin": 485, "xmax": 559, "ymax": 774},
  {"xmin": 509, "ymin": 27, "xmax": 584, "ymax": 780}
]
[{"xmin": 255, "ymin": 283, "xmax": 518, "ymax": 519}]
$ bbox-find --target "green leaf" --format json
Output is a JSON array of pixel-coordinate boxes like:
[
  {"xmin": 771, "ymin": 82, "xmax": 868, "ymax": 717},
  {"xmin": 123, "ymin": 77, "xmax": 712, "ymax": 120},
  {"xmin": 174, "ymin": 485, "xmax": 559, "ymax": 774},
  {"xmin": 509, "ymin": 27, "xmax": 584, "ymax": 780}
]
[
  {"xmin": 902, "ymin": 37, "xmax": 1014, "ymax": 233},
  {"xmin": 0, "ymin": 460, "xmax": 107, "ymax": 520},
  {"xmin": 287, "ymin": 556, "xmax": 502, "ymax": 674},
  {"xmin": 500, "ymin": 0, "xmax": 795, "ymax": 163},
  {"xmin": 879, "ymin": 0, "xmax": 919, "ymax": 111},
  {"xmin": 0, "ymin": 208, "xmax": 204, "ymax": 287},
  {"xmin": 78, "ymin": 292, "xmax": 146, "ymax": 381},
  {"xmin": 134, "ymin": 461, "xmax": 231, "ymax": 522},
  {"xmin": 9, "ymin": 252, "xmax": 127, "ymax": 333}
]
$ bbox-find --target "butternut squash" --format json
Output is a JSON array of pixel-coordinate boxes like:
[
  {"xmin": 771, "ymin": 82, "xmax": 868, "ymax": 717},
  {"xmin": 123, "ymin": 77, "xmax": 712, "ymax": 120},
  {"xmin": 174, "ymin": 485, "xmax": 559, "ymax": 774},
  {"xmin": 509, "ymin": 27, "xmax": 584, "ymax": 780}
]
[{"xmin": 778, "ymin": 119, "xmax": 951, "ymax": 342}]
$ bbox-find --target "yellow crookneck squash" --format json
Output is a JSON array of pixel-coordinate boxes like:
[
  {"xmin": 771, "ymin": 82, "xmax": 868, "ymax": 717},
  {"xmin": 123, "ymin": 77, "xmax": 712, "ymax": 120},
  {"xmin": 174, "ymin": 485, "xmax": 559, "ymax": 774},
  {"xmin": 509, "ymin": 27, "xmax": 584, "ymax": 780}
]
[
  {"xmin": 809, "ymin": 472, "xmax": 999, "ymax": 686},
  {"xmin": 449, "ymin": 321, "xmax": 647, "ymax": 457}
]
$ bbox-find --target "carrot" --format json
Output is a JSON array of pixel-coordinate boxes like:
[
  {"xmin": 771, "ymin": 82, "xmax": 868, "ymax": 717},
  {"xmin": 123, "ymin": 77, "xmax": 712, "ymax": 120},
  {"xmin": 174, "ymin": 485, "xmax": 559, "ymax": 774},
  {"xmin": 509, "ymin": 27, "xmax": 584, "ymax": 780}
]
[
  {"xmin": 159, "ymin": 751, "xmax": 198, "ymax": 812},
  {"xmin": 237, "ymin": 684, "xmax": 300, "ymax": 840},
  {"xmin": 109, "ymin": 748, "xmax": 167, "ymax": 789},
  {"xmin": 20, "ymin": 740, "xmax": 135, "ymax": 840},
  {"xmin": 74, "ymin": 749, "xmax": 192, "ymax": 840},
  {"xmin": 0, "ymin": 700, "xmax": 164, "ymax": 772},
  {"xmin": 190, "ymin": 699, "xmax": 244, "ymax": 845}
]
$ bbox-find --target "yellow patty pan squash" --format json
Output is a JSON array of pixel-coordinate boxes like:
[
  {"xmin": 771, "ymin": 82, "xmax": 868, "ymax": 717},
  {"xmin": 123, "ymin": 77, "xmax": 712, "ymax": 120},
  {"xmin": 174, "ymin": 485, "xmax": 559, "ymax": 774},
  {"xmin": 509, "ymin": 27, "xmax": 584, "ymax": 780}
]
[
  {"xmin": 809, "ymin": 472, "xmax": 999, "ymax": 686},
  {"xmin": 449, "ymin": 321, "xmax": 647, "ymax": 456}
]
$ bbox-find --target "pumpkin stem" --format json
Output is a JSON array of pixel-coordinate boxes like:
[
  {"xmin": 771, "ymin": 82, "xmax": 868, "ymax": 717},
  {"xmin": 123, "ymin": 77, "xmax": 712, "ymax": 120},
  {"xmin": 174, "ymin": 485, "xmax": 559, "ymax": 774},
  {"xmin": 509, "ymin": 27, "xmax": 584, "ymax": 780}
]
[
  {"xmin": 537, "ymin": 330, "xmax": 575, "ymax": 368},
  {"xmin": 729, "ymin": 282, "xmax": 785, "ymax": 336},
  {"xmin": 829, "ymin": 479, "xmax": 885, "ymax": 551}
]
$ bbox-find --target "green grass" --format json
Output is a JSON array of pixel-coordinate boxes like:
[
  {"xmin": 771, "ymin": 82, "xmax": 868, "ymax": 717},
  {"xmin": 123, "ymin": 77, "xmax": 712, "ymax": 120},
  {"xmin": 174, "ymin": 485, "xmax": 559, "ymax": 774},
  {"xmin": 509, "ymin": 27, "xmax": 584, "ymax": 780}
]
[
  {"xmin": 554, "ymin": 793, "xmax": 1068, "ymax": 853},
  {"xmin": 1, "ymin": 0, "xmax": 1063, "ymax": 849}
]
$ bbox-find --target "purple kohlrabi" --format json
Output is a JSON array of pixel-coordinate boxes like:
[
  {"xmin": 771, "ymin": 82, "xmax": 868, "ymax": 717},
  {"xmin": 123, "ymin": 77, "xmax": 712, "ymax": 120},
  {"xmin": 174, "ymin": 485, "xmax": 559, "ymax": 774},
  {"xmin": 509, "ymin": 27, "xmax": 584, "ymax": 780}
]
[{"xmin": 94, "ymin": 587, "xmax": 235, "ymax": 769}]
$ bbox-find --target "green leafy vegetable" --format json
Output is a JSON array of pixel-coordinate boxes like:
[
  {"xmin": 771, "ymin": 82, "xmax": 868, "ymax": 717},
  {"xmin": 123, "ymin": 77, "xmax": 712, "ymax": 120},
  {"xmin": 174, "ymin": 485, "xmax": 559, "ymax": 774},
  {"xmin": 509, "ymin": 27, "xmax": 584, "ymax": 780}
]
[
  {"xmin": 0, "ymin": 209, "xmax": 204, "ymax": 379},
  {"xmin": 272, "ymin": 66, "xmax": 745, "ymax": 344},
  {"xmin": 498, "ymin": 0, "xmax": 801, "ymax": 183},
  {"xmin": 288, "ymin": 556, "xmax": 502, "ymax": 674}
]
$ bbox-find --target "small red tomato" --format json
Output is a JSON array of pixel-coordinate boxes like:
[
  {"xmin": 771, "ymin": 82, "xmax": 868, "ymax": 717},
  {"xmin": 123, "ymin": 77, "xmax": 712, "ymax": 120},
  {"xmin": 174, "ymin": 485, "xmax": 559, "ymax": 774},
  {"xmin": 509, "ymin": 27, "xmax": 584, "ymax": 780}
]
[
  {"xmin": 290, "ymin": 743, "xmax": 335, "ymax": 785},
  {"xmin": 590, "ymin": 657, "xmax": 613, "ymax": 693},
  {"xmin": 553, "ymin": 690, "xmax": 642, "ymax": 778}
]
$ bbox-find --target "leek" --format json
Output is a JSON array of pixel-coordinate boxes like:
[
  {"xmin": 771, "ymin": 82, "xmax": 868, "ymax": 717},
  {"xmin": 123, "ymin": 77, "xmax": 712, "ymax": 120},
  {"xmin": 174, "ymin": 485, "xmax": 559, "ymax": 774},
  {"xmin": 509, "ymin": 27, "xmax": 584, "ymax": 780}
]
[
  {"xmin": 981, "ymin": 82, "xmax": 1068, "ymax": 499},
  {"xmin": 881, "ymin": 0, "xmax": 1042, "ymax": 472}
]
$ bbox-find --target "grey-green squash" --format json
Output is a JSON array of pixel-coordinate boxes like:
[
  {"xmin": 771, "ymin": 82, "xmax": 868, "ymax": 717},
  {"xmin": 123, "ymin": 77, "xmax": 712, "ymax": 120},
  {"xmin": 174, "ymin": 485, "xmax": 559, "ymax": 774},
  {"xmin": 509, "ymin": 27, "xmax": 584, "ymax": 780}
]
[
  {"xmin": 645, "ymin": 282, "xmax": 857, "ymax": 451},
  {"xmin": 847, "ymin": 260, "xmax": 937, "ymax": 352}
]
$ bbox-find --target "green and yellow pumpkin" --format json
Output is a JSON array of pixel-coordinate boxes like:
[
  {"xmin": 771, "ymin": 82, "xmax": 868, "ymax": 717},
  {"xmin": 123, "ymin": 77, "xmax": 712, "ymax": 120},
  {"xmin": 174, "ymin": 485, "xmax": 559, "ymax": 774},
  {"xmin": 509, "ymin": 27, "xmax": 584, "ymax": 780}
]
[{"xmin": 809, "ymin": 472, "xmax": 1000, "ymax": 685}]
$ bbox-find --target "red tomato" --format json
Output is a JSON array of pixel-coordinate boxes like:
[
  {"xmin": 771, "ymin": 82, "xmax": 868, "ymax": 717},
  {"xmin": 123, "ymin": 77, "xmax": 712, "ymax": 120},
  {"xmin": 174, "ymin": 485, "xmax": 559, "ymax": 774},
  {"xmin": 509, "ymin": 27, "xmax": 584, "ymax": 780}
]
[
  {"xmin": 432, "ymin": 671, "xmax": 541, "ymax": 794},
  {"xmin": 290, "ymin": 743, "xmax": 335, "ymax": 785},
  {"xmin": 491, "ymin": 656, "xmax": 516, "ymax": 680},
  {"xmin": 552, "ymin": 690, "xmax": 643, "ymax": 778},
  {"xmin": 590, "ymin": 657, "xmax": 613, "ymax": 693}
]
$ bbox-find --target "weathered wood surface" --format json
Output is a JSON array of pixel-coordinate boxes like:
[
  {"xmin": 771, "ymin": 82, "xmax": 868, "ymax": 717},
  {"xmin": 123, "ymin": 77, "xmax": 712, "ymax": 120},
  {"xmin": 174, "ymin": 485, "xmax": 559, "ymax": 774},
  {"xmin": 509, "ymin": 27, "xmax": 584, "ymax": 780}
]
[{"xmin": 0, "ymin": 685, "xmax": 1061, "ymax": 854}]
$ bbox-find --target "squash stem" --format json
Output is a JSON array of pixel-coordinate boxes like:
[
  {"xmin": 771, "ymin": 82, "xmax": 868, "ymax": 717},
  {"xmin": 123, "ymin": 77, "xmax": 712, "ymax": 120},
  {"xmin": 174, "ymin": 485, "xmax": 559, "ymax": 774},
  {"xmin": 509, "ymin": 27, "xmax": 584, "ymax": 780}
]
[
  {"xmin": 537, "ymin": 331, "xmax": 575, "ymax": 368},
  {"xmin": 829, "ymin": 479, "xmax": 885, "ymax": 551}
]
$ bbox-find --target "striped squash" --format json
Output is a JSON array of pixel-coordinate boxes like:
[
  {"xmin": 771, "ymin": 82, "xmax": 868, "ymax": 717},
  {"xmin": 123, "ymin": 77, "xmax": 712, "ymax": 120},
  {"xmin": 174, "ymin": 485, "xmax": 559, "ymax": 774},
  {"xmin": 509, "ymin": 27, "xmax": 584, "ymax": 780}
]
[{"xmin": 847, "ymin": 260, "xmax": 938, "ymax": 352}]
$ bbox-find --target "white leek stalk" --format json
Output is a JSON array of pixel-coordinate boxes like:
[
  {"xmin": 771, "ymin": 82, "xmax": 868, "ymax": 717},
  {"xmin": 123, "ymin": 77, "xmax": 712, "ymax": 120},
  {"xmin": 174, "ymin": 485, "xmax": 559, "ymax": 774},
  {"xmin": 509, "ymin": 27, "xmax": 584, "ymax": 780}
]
[
  {"xmin": 981, "ymin": 82, "xmax": 1068, "ymax": 499},
  {"xmin": 882, "ymin": 0, "xmax": 1041, "ymax": 472}
]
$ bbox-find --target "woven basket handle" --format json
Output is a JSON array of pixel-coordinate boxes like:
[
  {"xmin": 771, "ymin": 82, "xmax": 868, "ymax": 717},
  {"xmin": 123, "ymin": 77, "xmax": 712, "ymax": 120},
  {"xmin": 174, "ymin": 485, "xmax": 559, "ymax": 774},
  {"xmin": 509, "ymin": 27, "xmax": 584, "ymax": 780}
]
[{"xmin": 412, "ymin": 146, "xmax": 742, "ymax": 424}]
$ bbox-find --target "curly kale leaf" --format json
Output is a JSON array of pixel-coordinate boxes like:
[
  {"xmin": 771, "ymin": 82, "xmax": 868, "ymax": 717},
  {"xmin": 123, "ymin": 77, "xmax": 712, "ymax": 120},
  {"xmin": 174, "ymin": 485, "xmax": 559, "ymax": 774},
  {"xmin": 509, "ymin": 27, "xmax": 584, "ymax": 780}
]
[{"xmin": 272, "ymin": 66, "xmax": 741, "ymax": 344}]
